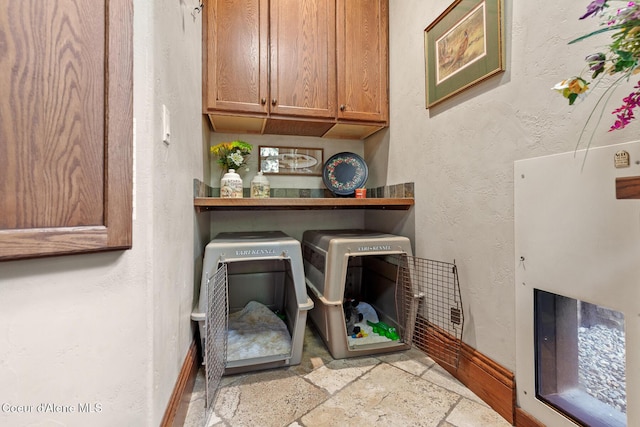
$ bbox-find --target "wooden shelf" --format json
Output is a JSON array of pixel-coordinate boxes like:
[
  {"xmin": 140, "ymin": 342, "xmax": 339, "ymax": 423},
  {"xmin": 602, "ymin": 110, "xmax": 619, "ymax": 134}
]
[{"xmin": 194, "ymin": 197, "xmax": 414, "ymax": 211}]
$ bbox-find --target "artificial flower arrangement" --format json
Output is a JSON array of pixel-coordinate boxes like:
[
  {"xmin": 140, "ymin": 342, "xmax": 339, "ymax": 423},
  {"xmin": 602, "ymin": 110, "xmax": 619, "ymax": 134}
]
[
  {"xmin": 554, "ymin": 1, "xmax": 640, "ymax": 133},
  {"xmin": 210, "ymin": 140, "xmax": 253, "ymax": 172}
]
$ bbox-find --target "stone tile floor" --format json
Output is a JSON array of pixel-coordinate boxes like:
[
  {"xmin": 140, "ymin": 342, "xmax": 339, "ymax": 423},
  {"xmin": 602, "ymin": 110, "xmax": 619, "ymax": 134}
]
[{"xmin": 183, "ymin": 325, "xmax": 512, "ymax": 427}]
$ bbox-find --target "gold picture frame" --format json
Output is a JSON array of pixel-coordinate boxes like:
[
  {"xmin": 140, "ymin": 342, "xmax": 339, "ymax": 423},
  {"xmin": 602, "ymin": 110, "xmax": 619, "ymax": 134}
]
[
  {"xmin": 259, "ymin": 146, "xmax": 324, "ymax": 176},
  {"xmin": 424, "ymin": 0, "xmax": 504, "ymax": 108}
]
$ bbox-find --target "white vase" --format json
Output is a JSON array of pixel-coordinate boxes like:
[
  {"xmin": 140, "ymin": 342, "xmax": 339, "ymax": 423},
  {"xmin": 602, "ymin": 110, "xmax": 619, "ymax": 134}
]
[{"xmin": 220, "ymin": 169, "xmax": 243, "ymax": 198}]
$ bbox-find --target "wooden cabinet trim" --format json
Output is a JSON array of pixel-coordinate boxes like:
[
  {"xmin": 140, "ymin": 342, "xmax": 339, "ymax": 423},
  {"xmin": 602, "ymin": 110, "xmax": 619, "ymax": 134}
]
[
  {"xmin": 0, "ymin": 227, "xmax": 109, "ymax": 260},
  {"xmin": 105, "ymin": 0, "xmax": 134, "ymax": 250}
]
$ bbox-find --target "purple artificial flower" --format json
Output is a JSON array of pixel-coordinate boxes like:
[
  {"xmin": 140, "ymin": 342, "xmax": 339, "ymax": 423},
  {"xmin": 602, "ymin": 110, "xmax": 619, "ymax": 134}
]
[
  {"xmin": 580, "ymin": 0, "xmax": 608, "ymax": 19},
  {"xmin": 585, "ymin": 53, "xmax": 606, "ymax": 71},
  {"xmin": 609, "ymin": 80, "xmax": 640, "ymax": 131},
  {"xmin": 615, "ymin": 2, "xmax": 640, "ymax": 22}
]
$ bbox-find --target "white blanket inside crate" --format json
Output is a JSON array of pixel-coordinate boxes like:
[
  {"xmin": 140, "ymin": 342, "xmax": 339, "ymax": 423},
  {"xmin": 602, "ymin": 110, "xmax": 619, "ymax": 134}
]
[{"xmin": 226, "ymin": 301, "xmax": 292, "ymax": 362}]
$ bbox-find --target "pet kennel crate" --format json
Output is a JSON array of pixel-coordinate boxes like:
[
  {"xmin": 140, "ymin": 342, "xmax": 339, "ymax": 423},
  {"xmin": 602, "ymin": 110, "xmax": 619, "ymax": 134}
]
[
  {"xmin": 303, "ymin": 229, "xmax": 465, "ymax": 365},
  {"xmin": 302, "ymin": 229, "xmax": 414, "ymax": 359},
  {"xmin": 191, "ymin": 231, "xmax": 313, "ymax": 376}
]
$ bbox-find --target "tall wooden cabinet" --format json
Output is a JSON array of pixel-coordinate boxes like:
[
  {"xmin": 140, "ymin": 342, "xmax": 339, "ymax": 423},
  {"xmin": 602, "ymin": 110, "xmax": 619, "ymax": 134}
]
[
  {"xmin": 203, "ymin": 0, "xmax": 388, "ymax": 139},
  {"xmin": 0, "ymin": 0, "xmax": 133, "ymax": 260}
]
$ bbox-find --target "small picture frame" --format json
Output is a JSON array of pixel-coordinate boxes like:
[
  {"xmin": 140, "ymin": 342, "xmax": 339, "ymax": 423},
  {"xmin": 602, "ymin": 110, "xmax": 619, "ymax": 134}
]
[
  {"xmin": 259, "ymin": 146, "xmax": 324, "ymax": 176},
  {"xmin": 424, "ymin": 0, "xmax": 504, "ymax": 108}
]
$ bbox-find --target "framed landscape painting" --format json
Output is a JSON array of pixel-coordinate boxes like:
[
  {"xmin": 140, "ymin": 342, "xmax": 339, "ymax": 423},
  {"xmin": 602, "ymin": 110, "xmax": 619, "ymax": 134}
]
[{"xmin": 424, "ymin": 0, "xmax": 504, "ymax": 108}]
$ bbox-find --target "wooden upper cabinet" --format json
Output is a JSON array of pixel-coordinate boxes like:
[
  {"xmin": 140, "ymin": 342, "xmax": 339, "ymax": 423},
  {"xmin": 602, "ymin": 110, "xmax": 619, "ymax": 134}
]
[
  {"xmin": 336, "ymin": 0, "xmax": 389, "ymax": 123},
  {"xmin": 270, "ymin": 0, "xmax": 336, "ymax": 119},
  {"xmin": 203, "ymin": 0, "xmax": 389, "ymax": 139},
  {"xmin": 0, "ymin": 0, "xmax": 133, "ymax": 260},
  {"xmin": 204, "ymin": 0, "xmax": 269, "ymax": 115}
]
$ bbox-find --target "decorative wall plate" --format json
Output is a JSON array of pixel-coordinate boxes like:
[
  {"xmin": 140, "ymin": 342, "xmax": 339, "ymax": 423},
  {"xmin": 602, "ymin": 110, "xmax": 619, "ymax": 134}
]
[{"xmin": 322, "ymin": 152, "xmax": 368, "ymax": 196}]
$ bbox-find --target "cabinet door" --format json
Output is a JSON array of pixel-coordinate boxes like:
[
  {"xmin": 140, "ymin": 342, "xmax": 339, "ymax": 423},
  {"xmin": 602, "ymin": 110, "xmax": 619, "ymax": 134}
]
[
  {"xmin": 204, "ymin": 0, "xmax": 269, "ymax": 114},
  {"xmin": 270, "ymin": 0, "xmax": 336, "ymax": 119},
  {"xmin": 0, "ymin": 0, "xmax": 132, "ymax": 260},
  {"xmin": 337, "ymin": 0, "xmax": 389, "ymax": 123}
]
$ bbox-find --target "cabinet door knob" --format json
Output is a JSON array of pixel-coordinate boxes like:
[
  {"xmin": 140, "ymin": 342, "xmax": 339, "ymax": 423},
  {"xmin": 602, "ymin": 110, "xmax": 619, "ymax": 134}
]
[
  {"xmin": 261, "ymin": 98, "xmax": 266, "ymax": 105},
  {"xmin": 271, "ymin": 99, "xmax": 277, "ymax": 106},
  {"xmin": 340, "ymin": 104, "xmax": 346, "ymax": 111}
]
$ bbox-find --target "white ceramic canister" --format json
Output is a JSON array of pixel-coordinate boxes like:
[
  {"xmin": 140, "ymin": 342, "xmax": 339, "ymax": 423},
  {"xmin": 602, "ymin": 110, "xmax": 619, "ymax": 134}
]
[
  {"xmin": 250, "ymin": 171, "xmax": 270, "ymax": 198},
  {"xmin": 220, "ymin": 169, "xmax": 243, "ymax": 198}
]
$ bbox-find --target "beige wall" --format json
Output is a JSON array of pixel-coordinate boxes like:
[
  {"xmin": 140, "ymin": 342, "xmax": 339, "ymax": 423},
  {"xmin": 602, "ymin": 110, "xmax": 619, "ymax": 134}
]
[
  {"xmin": 383, "ymin": 0, "xmax": 638, "ymax": 371},
  {"xmin": 144, "ymin": 1, "xmax": 207, "ymax": 425}
]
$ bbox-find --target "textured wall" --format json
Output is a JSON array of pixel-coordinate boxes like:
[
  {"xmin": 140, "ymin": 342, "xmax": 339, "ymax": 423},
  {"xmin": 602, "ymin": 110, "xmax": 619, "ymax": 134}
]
[
  {"xmin": 136, "ymin": 0, "xmax": 208, "ymax": 425},
  {"xmin": 384, "ymin": 0, "xmax": 639, "ymax": 370},
  {"xmin": 0, "ymin": 255, "xmax": 148, "ymax": 426}
]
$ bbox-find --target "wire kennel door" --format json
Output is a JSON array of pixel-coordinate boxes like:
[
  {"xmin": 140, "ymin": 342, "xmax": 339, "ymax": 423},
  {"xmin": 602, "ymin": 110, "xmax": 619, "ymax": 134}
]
[
  {"xmin": 397, "ymin": 256, "xmax": 464, "ymax": 369},
  {"xmin": 205, "ymin": 263, "xmax": 228, "ymax": 421}
]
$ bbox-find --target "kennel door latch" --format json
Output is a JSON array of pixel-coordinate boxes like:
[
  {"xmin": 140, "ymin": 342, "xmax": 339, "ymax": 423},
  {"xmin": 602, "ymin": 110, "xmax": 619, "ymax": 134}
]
[{"xmin": 450, "ymin": 307, "xmax": 462, "ymax": 325}]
